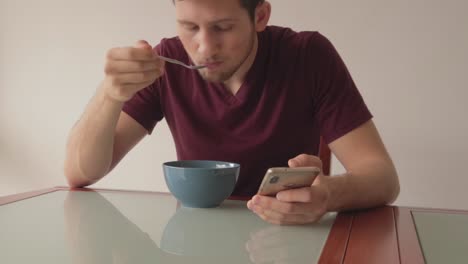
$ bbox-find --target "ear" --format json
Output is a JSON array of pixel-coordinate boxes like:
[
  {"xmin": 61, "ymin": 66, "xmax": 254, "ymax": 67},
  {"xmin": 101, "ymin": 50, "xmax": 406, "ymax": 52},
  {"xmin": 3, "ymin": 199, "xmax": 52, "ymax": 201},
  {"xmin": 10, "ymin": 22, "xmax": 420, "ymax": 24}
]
[{"xmin": 254, "ymin": 1, "xmax": 271, "ymax": 32}]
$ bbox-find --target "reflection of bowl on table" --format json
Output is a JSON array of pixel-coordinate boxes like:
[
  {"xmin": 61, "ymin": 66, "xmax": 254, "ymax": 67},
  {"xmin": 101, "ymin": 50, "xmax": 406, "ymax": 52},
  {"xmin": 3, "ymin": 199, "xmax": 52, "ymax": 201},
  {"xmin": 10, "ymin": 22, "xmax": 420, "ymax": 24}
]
[
  {"xmin": 163, "ymin": 160, "xmax": 240, "ymax": 208},
  {"xmin": 160, "ymin": 200, "xmax": 265, "ymax": 257}
]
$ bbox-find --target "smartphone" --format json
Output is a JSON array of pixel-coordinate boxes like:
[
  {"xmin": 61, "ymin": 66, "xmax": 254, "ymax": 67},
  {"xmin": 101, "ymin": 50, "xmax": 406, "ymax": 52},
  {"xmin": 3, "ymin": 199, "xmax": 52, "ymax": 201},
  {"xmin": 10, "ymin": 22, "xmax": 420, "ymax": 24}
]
[{"xmin": 257, "ymin": 167, "xmax": 321, "ymax": 196}]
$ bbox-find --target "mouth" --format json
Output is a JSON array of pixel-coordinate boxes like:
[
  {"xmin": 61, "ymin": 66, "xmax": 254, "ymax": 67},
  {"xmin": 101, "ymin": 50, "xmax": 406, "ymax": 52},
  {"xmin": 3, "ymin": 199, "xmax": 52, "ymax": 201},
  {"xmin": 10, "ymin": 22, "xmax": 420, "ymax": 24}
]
[{"xmin": 202, "ymin": 61, "xmax": 223, "ymax": 70}]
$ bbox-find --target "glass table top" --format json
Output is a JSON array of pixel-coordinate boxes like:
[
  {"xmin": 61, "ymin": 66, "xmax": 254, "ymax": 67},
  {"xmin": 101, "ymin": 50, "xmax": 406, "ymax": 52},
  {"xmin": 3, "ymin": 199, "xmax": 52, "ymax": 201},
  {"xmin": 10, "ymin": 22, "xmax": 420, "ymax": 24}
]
[
  {"xmin": 0, "ymin": 190, "xmax": 336, "ymax": 264},
  {"xmin": 413, "ymin": 211, "xmax": 468, "ymax": 264}
]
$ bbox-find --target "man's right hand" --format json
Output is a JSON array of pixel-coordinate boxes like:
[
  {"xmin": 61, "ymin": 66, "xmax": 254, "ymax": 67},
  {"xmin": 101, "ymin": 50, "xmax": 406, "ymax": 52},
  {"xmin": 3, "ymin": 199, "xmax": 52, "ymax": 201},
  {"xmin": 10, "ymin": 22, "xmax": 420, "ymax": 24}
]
[{"xmin": 102, "ymin": 40, "xmax": 165, "ymax": 102}]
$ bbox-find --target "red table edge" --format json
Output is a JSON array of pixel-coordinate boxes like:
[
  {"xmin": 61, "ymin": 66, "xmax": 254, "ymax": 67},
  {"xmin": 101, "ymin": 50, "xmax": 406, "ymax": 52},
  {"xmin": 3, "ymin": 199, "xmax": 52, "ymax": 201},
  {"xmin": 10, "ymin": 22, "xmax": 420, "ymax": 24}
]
[
  {"xmin": 319, "ymin": 205, "xmax": 468, "ymax": 264},
  {"xmin": 342, "ymin": 206, "xmax": 400, "ymax": 264},
  {"xmin": 0, "ymin": 186, "xmax": 254, "ymax": 205},
  {"xmin": 394, "ymin": 207, "xmax": 425, "ymax": 264},
  {"xmin": 318, "ymin": 212, "xmax": 353, "ymax": 264},
  {"xmin": 0, "ymin": 186, "xmax": 175, "ymax": 206},
  {"xmin": 0, "ymin": 187, "xmax": 62, "ymax": 206},
  {"xmin": 398, "ymin": 206, "xmax": 468, "ymax": 214}
]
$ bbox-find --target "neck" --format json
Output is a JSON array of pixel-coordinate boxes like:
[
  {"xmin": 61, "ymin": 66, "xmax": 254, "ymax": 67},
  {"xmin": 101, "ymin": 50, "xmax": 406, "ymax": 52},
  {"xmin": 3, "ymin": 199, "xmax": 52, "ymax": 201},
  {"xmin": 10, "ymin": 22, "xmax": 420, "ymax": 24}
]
[{"xmin": 223, "ymin": 34, "xmax": 258, "ymax": 95}]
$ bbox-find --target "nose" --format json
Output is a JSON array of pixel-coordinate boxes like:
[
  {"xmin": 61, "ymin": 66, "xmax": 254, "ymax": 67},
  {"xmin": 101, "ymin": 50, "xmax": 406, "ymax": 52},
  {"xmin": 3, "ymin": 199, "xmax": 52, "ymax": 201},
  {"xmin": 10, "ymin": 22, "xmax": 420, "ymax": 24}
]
[{"xmin": 196, "ymin": 29, "xmax": 219, "ymax": 58}]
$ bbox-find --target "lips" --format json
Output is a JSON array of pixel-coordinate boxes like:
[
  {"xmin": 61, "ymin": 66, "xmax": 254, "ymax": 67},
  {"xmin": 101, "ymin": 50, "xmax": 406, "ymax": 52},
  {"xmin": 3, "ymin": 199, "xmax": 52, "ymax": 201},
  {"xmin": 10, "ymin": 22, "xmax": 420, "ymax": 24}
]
[{"xmin": 202, "ymin": 61, "xmax": 222, "ymax": 70}]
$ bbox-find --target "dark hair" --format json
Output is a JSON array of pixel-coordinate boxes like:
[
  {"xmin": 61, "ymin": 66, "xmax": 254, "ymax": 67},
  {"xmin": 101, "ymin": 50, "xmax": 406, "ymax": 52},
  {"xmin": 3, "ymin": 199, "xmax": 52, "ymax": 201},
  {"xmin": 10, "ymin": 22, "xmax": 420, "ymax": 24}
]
[
  {"xmin": 173, "ymin": 0, "xmax": 265, "ymax": 21},
  {"xmin": 240, "ymin": 0, "xmax": 265, "ymax": 20}
]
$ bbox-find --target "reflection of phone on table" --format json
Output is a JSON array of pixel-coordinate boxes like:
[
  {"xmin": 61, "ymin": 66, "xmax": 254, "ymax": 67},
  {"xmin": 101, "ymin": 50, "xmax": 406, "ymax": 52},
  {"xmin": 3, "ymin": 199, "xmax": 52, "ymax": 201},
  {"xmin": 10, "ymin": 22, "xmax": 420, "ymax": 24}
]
[{"xmin": 257, "ymin": 167, "xmax": 321, "ymax": 196}]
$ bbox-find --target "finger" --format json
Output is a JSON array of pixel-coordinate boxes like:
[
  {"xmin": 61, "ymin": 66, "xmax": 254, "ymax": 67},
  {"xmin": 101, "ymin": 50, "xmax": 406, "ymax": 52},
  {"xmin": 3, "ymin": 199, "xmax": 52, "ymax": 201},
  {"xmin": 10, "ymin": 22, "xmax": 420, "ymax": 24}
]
[
  {"xmin": 249, "ymin": 226, "xmax": 281, "ymax": 241},
  {"xmin": 105, "ymin": 60, "xmax": 163, "ymax": 74},
  {"xmin": 107, "ymin": 47, "xmax": 156, "ymax": 61},
  {"xmin": 134, "ymin": 40, "xmax": 152, "ymax": 49},
  {"xmin": 257, "ymin": 210, "xmax": 309, "ymax": 225},
  {"xmin": 276, "ymin": 187, "xmax": 323, "ymax": 203},
  {"xmin": 246, "ymin": 233, "xmax": 282, "ymax": 252},
  {"xmin": 119, "ymin": 81, "xmax": 155, "ymax": 92},
  {"xmin": 110, "ymin": 70, "xmax": 161, "ymax": 85},
  {"xmin": 251, "ymin": 195, "xmax": 303, "ymax": 215},
  {"xmin": 250, "ymin": 197, "xmax": 310, "ymax": 224},
  {"xmin": 276, "ymin": 187, "xmax": 329, "ymax": 218},
  {"xmin": 288, "ymin": 154, "xmax": 321, "ymax": 168}
]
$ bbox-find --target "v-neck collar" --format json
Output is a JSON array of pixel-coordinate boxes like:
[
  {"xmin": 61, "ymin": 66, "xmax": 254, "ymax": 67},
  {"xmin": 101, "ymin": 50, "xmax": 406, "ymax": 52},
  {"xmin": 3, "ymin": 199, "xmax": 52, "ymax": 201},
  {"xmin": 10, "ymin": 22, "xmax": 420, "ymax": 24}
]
[{"xmin": 212, "ymin": 30, "xmax": 267, "ymax": 106}]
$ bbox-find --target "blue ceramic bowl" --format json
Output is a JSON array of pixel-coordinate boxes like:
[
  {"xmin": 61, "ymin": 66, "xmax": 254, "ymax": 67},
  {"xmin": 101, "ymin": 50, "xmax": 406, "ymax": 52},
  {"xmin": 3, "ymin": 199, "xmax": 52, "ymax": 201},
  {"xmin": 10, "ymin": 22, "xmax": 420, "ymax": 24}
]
[{"xmin": 163, "ymin": 160, "xmax": 240, "ymax": 208}]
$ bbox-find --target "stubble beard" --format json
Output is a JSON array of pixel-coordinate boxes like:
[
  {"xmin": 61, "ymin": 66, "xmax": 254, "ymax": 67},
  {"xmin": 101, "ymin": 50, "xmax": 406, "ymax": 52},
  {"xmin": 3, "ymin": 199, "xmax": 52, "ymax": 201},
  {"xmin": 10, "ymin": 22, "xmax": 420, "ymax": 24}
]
[{"xmin": 199, "ymin": 30, "xmax": 256, "ymax": 83}]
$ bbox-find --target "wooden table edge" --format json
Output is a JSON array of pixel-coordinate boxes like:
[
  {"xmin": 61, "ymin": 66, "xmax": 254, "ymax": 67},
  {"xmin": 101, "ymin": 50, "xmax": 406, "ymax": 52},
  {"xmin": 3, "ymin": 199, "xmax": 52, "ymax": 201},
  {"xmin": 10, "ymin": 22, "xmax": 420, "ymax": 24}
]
[
  {"xmin": 0, "ymin": 186, "xmax": 258, "ymax": 206},
  {"xmin": 0, "ymin": 187, "xmax": 65, "ymax": 206},
  {"xmin": 394, "ymin": 207, "xmax": 425, "ymax": 264},
  {"xmin": 399, "ymin": 206, "xmax": 468, "ymax": 214},
  {"xmin": 318, "ymin": 212, "xmax": 353, "ymax": 264},
  {"xmin": 0, "ymin": 186, "xmax": 176, "ymax": 206},
  {"xmin": 343, "ymin": 206, "xmax": 400, "ymax": 264}
]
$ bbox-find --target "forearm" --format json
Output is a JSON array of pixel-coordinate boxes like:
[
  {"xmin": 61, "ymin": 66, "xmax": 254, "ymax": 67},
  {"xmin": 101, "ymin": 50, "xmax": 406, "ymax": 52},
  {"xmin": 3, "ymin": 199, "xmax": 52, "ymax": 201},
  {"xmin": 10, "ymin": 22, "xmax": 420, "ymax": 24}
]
[
  {"xmin": 324, "ymin": 159, "xmax": 400, "ymax": 212},
  {"xmin": 64, "ymin": 83, "xmax": 124, "ymax": 187}
]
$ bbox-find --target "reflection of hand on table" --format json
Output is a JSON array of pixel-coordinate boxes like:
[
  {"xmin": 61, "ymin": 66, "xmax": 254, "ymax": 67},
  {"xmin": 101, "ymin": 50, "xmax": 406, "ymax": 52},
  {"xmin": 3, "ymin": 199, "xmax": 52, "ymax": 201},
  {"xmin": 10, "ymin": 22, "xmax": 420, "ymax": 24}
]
[
  {"xmin": 245, "ymin": 213, "xmax": 335, "ymax": 264},
  {"xmin": 246, "ymin": 226, "xmax": 307, "ymax": 264},
  {"xmin": 246, "ymin": 226, "xmax": 289, "ymax": 264},
  {"xmin": 63, "ymin": 191, "xmax": 172, "ymax": 264}
]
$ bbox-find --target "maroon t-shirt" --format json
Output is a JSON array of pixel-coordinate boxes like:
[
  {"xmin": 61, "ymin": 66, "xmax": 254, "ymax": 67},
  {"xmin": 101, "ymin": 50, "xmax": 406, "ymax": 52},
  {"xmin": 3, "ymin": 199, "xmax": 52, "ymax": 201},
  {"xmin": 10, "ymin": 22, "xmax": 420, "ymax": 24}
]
[{"xmin": 123, "ymin": 26, "xmax": 372, "ymax": 196}]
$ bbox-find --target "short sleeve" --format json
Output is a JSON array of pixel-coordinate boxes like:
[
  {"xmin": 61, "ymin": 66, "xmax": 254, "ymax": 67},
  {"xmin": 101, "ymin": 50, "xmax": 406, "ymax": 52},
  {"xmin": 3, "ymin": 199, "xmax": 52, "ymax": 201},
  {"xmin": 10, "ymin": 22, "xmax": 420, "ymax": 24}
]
[
  {"xmin": 309, "ymin": 33, "xmax": 373, "ymax": 144},
  {"xmin": 122, "ymin": 45, "xmax": 164, "ymax": 134}
]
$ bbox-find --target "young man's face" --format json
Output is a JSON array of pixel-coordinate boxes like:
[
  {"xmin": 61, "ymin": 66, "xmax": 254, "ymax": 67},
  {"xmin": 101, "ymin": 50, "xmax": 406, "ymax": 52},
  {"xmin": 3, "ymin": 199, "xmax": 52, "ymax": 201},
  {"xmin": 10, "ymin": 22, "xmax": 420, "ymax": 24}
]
[{"xmin": 175, "ymin": 0, "xmax": 257, "ymax": 82}]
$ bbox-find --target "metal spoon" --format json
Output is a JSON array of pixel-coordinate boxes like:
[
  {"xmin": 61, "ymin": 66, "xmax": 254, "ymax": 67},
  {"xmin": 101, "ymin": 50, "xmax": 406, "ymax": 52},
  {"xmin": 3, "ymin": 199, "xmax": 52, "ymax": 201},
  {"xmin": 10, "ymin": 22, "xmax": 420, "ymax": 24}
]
[{"xmin": 158, "ymin": 55, "xmax": 206, "ymax": 70}]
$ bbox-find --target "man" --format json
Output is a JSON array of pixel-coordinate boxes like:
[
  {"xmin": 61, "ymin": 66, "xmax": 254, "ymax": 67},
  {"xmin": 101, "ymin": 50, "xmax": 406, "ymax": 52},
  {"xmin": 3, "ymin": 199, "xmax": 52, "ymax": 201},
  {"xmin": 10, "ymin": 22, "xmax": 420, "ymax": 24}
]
[{"xmin": 64, "ymin": 0, "xmax": 400, "ymax": 225}]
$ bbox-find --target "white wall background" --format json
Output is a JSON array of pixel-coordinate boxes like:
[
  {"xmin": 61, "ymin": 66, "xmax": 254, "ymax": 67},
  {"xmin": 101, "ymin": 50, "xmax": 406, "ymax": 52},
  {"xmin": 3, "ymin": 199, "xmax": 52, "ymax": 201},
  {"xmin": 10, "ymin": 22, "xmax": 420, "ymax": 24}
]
[{"xmin": 1, "ymin": 0, "xmax": 467, "ymax": 210}]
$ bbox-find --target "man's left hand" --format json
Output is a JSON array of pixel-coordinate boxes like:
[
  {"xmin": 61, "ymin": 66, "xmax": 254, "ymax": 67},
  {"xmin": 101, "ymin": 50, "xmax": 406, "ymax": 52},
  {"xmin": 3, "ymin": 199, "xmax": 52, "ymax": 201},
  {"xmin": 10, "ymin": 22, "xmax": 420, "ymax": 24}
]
[{"xmin": 247, "ymin": 154, "xmax": 331, "ymax": 225}]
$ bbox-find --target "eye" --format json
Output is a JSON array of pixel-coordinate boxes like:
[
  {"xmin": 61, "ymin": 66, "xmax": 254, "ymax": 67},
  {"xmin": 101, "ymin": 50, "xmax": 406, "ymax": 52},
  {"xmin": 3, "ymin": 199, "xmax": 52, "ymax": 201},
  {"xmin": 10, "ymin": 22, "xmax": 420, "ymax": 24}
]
[
  {"xmin": 214, "ymin": 24, "xmax": 233, "ymax": 32},
  {"xmin": 181, "ymin": 23, "xmax": 199, "ymax": 32},
  {"xmin": 187, "ymin": 25, "xmax": 199, "ymax": 32}
]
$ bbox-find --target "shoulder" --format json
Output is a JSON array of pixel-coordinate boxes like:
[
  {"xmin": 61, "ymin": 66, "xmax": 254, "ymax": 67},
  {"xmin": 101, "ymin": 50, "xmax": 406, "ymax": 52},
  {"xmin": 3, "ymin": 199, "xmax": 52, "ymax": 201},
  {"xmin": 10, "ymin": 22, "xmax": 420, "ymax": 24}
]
[
  {"xmin": 303, "ymin": 32, "xmax": 341, "ymax": 63},
  {"xmin": 263, "ymin": 25, "xmax": 329, "ymax": 50},
  {"xmin": 262, "ymin": 26, "xmax": 337, "ymax": 65}
]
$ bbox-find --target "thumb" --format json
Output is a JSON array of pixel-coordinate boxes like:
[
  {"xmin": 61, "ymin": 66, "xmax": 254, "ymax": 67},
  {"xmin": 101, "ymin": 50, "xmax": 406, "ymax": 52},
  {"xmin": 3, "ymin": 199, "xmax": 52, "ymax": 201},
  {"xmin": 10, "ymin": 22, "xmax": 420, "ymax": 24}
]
[
  {"xmin": 288, "ymin": 158, "xmax": 300, "ymax": 168},
  {"xmin": 288, "ymin": 154, "xmax": 309, "ymax": 168},
  {"xmin": 134, "ymin": 40, "xmax": 152, "ymax": 50},
  {"xmin": 288, "ymin": 154, "xmax": 322, "ymax": 168}
]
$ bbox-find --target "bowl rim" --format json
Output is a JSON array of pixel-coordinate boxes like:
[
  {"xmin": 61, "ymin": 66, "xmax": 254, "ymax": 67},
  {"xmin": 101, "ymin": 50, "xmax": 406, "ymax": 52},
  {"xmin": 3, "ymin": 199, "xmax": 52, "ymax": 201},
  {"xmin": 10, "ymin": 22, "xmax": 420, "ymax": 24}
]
[{"xmin": 163, "ymin": 160, "xmax": 240, "ymax": 170}]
